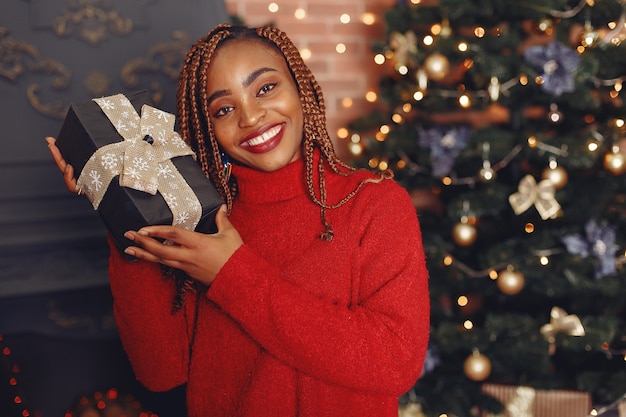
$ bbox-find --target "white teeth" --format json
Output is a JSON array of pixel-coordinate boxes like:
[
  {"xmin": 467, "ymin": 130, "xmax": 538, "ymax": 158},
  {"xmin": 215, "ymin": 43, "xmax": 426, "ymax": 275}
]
[{"xmin": 244, "ymin": 125, "xmax": 282, "ymax": 147}]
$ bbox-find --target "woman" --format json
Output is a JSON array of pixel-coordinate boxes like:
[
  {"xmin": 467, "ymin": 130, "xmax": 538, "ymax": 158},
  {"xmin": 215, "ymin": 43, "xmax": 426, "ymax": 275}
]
[{"xmin": 48, "ymin": 24, "xmax": 430, "ymax": 417}]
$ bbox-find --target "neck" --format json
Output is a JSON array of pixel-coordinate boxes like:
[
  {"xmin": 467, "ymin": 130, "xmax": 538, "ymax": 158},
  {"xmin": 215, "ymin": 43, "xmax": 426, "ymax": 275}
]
[{"xmin": 232, "ymin": 157, "xmax": 308, "ymax": 204}]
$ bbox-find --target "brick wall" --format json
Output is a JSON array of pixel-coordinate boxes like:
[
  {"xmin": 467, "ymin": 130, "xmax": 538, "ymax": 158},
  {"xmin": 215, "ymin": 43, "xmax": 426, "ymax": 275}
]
[{"xmin": 223, "ymin": 0, "xmax": 395, "ymax": 155}]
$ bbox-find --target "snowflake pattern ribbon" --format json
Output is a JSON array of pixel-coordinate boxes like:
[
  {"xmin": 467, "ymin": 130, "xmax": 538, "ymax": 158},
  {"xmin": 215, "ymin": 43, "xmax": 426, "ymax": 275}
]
[
  {"xmin": 561, "ymin": 219, "xmax": 618, "ymax": 278},
  {"xmin": 523, "ymin": 40, "xmax": 581, "ymax": 96},
  {"xmin": 77, "ymin": 93, "xmax": 203, "ymax": 231},
  {"xmin": 508, "ymin": 175, "xmax": 561, "ymax": 220}
]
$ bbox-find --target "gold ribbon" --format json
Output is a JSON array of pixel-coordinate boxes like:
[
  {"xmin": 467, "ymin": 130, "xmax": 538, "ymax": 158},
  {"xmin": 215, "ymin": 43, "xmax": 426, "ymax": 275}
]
[
  {"xmin": 540, "ymin": 306, "xmax": 585, "ymax": 346},
  {"xmin": 508, "ymin": 174, "xmax": 561, "ymax": 220},
  {"xmin": 77, "ymin": 93, "xmax": 202, "ymax": 231}
]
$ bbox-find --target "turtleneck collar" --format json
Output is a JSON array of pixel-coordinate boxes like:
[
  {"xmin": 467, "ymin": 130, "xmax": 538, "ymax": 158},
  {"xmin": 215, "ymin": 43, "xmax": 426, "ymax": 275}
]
[{"xmin": 231, "ymin": 156, "xmax": 309, "ymax": 204}]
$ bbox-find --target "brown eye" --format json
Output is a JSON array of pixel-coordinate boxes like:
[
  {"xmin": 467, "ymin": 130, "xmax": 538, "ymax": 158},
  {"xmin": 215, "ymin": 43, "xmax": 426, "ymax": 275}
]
[
  {"xmin": 214, "ymin": 105, "xmax": 233, "ymax": 118},
  {"xmin": 258, "ymin": 83, "xmax": 276, "ymax": 96}
]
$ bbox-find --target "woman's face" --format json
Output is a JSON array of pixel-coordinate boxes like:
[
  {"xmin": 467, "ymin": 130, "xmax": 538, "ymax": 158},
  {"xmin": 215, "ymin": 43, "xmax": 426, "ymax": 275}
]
[{"xmin": 206, "ymin": 39, "xmax": 304, "ymax": 172}]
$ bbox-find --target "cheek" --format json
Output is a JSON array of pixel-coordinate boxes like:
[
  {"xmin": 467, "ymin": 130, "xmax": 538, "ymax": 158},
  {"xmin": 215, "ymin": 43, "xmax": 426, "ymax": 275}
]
[
  {"xmin": 212, "ymin": 124, "xmax": 235, "ymax": 151},
  {"xmin": 287, "ymin": 98, "xmax": 304, "ymax": 130}
]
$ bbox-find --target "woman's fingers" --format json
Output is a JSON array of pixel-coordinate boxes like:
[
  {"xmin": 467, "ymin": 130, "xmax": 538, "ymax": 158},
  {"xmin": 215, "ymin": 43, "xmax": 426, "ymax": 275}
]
[
  {"xmin": 46, "ymin": 136, "xmax": 80, "ymax": 194},
  {"xmin": 123, "ymin": 229, "xmax": 187, "ymax": 265},
  {"xmin": 46, "ymin": 137, "xmax": 66, "ymax": 170},
  {"xmin": 124, "ymin": 226, "xmax": 199, "ymax": 257},
  {"xmin": 214, "ymin": 205, "xmax": 232, "ymax": 231}
]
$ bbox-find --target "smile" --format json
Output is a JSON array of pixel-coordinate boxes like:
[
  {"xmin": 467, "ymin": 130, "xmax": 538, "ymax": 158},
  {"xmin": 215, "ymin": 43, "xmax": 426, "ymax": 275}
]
[{"xmin": 241, "ymin": 123, "xmax": 285, "ymax": 153}]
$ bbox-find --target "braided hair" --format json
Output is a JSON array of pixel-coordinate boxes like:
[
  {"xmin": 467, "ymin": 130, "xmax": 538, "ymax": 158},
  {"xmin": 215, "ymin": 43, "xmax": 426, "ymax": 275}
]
[{"xmin": 177, "ymin": 23, "xmax": 390, "ymax": 240}]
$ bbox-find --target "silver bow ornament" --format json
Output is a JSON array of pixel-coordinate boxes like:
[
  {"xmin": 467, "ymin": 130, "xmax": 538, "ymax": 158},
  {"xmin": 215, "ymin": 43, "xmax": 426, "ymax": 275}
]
[
  {"xmin": 76, "ymin": 93, "xmax": 202, "ymax": 231},
  {"xmin": 508, "ymin": 174, "xmax": 561, "ymax": 220}
]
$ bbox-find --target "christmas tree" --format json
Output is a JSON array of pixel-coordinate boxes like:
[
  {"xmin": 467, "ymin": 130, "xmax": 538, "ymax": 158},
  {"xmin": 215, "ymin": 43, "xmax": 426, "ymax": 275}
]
[{"xmin": 346, "ymin": 0, "xmax": 626, "ymax": 415}]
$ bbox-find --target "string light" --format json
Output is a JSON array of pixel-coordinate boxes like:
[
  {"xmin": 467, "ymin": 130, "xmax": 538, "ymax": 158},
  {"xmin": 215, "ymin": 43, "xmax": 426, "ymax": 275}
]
[
  {"xmin": 335, "ymin": 43, "xmax": 347, "ymax": 54},
  {"xmin": 360, "ymin": 13, "xmax": 376, "ymax": 25},
  {"xmin": 299, "ymin": 48, "xmax": 312, "ymax": 60},
  {"xmin": 365, "ymin": 91, "xmax": 377, "ymax": 102},
  {"xmin": 294, "ymin": 8, "xmax": 306, "ymax": 20},
  {"xmin": 1, "ymin": 334, "xmax": 30, "ymax": 417}
]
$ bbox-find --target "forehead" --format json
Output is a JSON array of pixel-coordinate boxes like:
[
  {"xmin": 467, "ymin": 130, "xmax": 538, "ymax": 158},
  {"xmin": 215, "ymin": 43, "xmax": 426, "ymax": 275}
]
[{"xmin": 210, "ymin": 39, "xmax": 285, "ymax": 71}]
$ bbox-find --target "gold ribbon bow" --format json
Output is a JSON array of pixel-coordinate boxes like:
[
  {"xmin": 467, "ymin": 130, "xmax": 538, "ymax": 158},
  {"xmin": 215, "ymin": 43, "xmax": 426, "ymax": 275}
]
[
  {"xmin": 508, "ymin": 174, "xmax": 561, "ymax": 220},
  {"xmin": 389, "ymin": 30, "xmax": 418, "ymax": 67},
  {"xmin": 77, "ymin": 93, "xmax": 202, "ymax": 231},
  {"xmin": 540, "ymin": 306, "xmax": 585, "ymax": 348}
]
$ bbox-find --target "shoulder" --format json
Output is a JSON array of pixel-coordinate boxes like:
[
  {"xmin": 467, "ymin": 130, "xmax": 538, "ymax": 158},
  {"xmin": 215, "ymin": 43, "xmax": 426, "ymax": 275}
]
[{"xmin": 328, "ymin": 168, "xmax": 416, "ymax": 221}]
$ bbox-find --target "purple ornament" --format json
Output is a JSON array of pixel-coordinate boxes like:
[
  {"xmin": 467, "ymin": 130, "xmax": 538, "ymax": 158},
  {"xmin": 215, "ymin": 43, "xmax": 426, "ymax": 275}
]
[
  {"xmin": 561, "ymin": 219, "xmax": 618, "ymax": 278},
  {"xmin": 523, "ymin": 40, "xmax": 581, "ymax": 96},
  {"xmin": 418, "ymin": 125, "xmax": 471, "ymax": 178},
  {"xmin": 422, "ymin": 343, "xmax": 441, "ymax": 375}
]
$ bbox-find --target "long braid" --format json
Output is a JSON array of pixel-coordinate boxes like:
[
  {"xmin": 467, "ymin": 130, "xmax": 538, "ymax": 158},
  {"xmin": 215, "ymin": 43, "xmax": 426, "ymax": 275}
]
[
  {"xmin": 178, "ymin": 26, "xmax": 236, "ymax": 210},
  {"xmin": 257, "ymin": 26, "xmax": 392, "ymax": 239}
]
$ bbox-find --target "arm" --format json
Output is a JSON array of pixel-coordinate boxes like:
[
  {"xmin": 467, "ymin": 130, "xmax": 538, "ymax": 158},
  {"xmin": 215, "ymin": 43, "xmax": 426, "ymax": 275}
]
[
  {"xmin": 47, "ymin": 136, "xmax": 196, "ymax": 392},
  {"xmin": 207, "ymin": 184, "xmax": 430, "ymax": 395},
  {"xmin": 108, "ymin": 238, "xmax": 196, "ymax": 392}
]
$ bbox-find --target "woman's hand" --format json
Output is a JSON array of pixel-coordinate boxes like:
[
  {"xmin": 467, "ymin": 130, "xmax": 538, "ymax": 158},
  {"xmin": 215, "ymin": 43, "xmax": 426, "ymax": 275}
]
[
  {"xmin": 46, "ymin": 136, "xmax": 80, "ymax": 194},
  {"xmin": 123, "ymin": 205, "xmax": 243, "ymax": 286}
]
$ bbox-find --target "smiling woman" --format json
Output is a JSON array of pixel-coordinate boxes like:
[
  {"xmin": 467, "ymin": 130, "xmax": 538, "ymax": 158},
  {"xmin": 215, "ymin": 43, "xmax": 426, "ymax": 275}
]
[{"xmin": 47, "ymin": 23, "xmax": 430, "ymax": 417}]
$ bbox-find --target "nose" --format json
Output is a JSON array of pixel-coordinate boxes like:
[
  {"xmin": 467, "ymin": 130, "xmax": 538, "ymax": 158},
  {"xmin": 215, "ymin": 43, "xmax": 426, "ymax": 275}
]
[{"xmin": 238, "ymin": 98, "xmax": 266, "ymax": 128}]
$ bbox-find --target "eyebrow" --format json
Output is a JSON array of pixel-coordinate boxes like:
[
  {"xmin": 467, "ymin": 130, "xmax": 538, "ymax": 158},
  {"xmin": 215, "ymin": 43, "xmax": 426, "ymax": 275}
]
[{"xmin": 206, "ymin": 67, "xmax": 277, "ymax": 106}]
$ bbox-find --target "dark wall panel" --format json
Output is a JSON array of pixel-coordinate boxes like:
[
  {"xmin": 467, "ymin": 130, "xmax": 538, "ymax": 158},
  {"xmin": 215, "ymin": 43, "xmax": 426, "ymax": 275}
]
[{"xmin": 0, "ymin": 0, "xmax": 229, "ymax": 296}]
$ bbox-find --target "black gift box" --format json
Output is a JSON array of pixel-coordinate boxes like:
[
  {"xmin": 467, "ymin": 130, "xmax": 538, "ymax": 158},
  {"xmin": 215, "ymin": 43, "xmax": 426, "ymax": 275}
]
[{"xmin": 56, "ymin": 90, "xmax": 223, "ymax": 253}]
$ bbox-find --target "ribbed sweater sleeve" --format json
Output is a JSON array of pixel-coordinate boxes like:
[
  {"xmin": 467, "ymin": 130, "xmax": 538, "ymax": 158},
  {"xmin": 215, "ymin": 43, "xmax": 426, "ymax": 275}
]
[
  {"xmin": 206, "ymin": 183, "xmax": 430, "ymax": 395},
  {"xmin": 108, "ymin": 237, "xmax": 196, "ymax": 392}
]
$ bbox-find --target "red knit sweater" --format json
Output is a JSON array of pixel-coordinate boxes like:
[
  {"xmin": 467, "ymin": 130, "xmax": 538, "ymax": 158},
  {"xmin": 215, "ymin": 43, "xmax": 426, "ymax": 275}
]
[{"xmin": 108, "ymin": 156, "xmax": 430, "ymax": 417}]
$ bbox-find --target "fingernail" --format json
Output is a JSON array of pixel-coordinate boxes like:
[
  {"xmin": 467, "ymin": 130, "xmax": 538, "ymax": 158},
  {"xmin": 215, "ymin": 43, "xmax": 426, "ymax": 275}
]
[
  {"xmin": 45, "ymin": 137, "xmax": 54, "ymax": 146},
  {"xmin": 137, "ymin": 229, "xmax": 149, "ymax": 236},
  {"xmin": 124, "ymin": 248, "xmax": 135, "ymax": 256},
  {"xmin": 124, "ymin": 231, "xmax": 135, "ymax": 241},
  {"xmin": 220, "ymin": 204, "xmax": 228, "ymax": 213}
]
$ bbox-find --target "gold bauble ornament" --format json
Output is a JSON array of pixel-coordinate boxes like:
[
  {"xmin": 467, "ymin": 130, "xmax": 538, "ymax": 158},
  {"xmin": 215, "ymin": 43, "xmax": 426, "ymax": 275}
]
[
  {"xmin": 497, "ymin": 268, "xmax": 525, "ymax": 295},
  {"xmin": 542, "ymin": 165, "xmax": 568, "ymax": 189},
  {"xmin": 604, "ymin": 147, "xmax": 626, "ymax": 175},
  {"xmin": 452, "ymin": 219, "xmax": 478, "ymax": 246},
  {"xmin": 464, "ymin": 351, "xmax": 492, "ymax": 381},
  {"xmin": 423, "ymin": 52, "xmax": 450, "ymax": 81}
]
